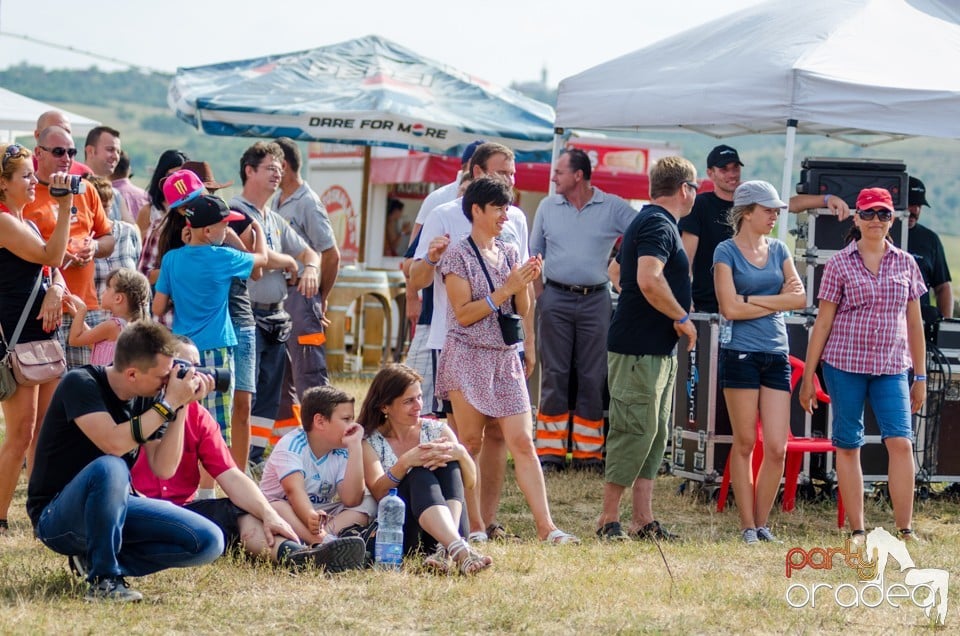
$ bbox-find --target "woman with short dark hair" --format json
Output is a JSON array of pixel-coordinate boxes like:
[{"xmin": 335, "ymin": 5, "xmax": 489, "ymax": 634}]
[{"xmin": 435, "ymin": 176, "xmax": 578, "ymax": 545}]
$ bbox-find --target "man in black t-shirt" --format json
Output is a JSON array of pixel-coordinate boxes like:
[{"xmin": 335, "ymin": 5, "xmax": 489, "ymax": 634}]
[
  {"xmin": 679, "ymin": 145, "xmax": 850, "ymax": 313},
  {"xmin": 27, "ymin": 321, "xmax": 222, "ymax": 602},
  {"xmin": 679, "ymin": 145, "xmax": 742, "ymax": 313},
  {"xmin": 597, "ymin": 156, "xmax": 698, "ymax": 542},
  {"xmin": 891, "ymin": 176, "xmax": 953, "ymax": 318}
]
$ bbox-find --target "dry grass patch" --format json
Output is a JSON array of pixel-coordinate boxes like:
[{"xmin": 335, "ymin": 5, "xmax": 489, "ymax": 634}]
[{"xmin": 2, "ymin": 374, "xmax": 958, "ymax": 634}]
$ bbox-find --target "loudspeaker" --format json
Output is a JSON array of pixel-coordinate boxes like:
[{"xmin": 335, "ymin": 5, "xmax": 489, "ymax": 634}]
[
  {"xmin": 797, "ymin": 157, "xmax": 908, "ymax": 209},
  {"xmin": 796, "ymin": 157, "xmax": 908, "ymax": 251},
  {"xmin": 930, "ymin": 398, "xmax": 960, "ymax": 478}
]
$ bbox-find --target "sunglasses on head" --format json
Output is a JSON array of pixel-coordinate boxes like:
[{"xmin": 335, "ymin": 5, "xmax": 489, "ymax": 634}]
[
  {"xmin": 857, "ymin": 208, "xmax": 893, "ymax": 221},
  {"xmin": 39, "ymin": 145, "xmax": 78, "ymax": 159},
  {"xmin": 2, "ymin": 143, "xmax": 23, "ymax": 168}
]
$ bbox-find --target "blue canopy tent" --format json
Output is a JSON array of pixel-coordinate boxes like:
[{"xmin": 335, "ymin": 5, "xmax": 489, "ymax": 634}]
[{"xmin": 169, "ymin": 34, "xmax": 555, "ymax": 259}]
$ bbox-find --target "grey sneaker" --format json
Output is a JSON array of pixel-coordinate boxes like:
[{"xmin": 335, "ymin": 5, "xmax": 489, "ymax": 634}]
[
  {"xmin": 285, "ymin": 537, "xmax": 366, "ymax": 574},
  {"xmin": 756, "ymin": 526, "xmax": 782, "ymax": 543},
  {"xmin": 742, "ymin": 528, "xmax": 759, "ymax": 545},
  {"xmin": 84, "ymin": 577, "xmax": 143, "ymax": 602}
]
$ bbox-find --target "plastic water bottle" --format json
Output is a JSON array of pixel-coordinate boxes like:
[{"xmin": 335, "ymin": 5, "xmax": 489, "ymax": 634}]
[
  {"xmin": 374, "ymin": 488, "xmax": 405, "ymax": 570},
  {"xmin": 719, "ymin": 315, "xmax": 733, "ymax": 345}
]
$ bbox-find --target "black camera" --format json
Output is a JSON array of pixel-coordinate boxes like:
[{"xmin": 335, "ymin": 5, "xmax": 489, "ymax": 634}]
[
  {"xmin": 174, "ymin": 358, "xmax": 231, "ymax": 393},
  {"xmin": 49, "ymin": 175, "xmax": 87, "ymax": 198}
]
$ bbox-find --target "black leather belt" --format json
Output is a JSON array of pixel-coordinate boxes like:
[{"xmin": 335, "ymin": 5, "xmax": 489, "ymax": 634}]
[
  {"xmin": 252, "ymin": 302, "xmax": 283, "ymax": 311},
  {"xmin": 545, "ymin": 279, "xmax": 608, "ymax": 295}
]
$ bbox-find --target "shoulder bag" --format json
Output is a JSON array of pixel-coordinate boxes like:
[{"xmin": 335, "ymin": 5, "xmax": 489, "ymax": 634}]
[
  {"xmin": 0, "ymin": 270, "xmax": 66, "ymax": 399},
  {"xmin": 467, "ymin": 237, "xmax": 524, "ymax": 346}
]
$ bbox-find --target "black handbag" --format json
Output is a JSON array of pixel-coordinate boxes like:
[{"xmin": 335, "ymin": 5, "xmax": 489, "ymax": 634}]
[{"xmin": 467, "ymin": 237, "xmax": 524, "ymax": 346}]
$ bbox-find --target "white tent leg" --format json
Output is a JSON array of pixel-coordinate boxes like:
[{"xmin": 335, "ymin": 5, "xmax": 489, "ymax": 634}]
[
  {"xmin": 778, "ymin": 119, "xmax": 798, "ymax": 241},
  {"xmin": 548, "ymin": 128, "xmax": 564, "ymax": 196}
]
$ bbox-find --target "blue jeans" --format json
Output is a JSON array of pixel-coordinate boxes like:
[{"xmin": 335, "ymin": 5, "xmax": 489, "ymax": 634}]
[
  {"xmin": 821, "ymin": 363, "xmax": 912, "ymax": 449},
  {"xmin": 35, "ymin": 456, "xmax": 223, "ymax": 581},
  {"xmin": 233, "ymin": 324, "xmax": 257, "ymax": 394}
]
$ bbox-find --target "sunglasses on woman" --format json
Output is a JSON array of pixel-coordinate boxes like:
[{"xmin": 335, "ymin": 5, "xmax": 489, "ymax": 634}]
[
  {"xmin": 2, "ymin": 143, "xmax": 23, "ymax": 168},
  {"xmin": 857, "ymin": 208, "xmax": 893, "ymax": 221}
]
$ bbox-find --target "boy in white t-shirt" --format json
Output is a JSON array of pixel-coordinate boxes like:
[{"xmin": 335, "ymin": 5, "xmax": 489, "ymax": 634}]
[{"xmin": 259, "ymin": 386, "xmax": 376, "ymax": 543}]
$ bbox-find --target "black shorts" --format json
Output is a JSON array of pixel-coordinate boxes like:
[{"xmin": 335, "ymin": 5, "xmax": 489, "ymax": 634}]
[
  {"xmin": 184, "ymin": 498, "xmax": 247, "ymax": 553},
  {"xmin": 719, "ymin": 349, "xmax": 791, "ymax": 392}
]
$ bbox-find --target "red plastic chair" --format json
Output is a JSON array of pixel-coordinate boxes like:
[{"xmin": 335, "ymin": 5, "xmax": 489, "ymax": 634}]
[{"xmin": 716, "ymin": 356, "xmax": 844, "ymax": 528}]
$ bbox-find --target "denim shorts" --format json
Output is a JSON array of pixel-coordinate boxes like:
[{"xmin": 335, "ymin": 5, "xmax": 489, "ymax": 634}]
[
  {"xmin": 822, "ymin": 362, "xmax": 912, "ymax": 449},
  {"xmin": 719, "ymin": 349, "xmax": 791, "ymax": 392},
  {"xmin": 233, "ymin": 324, "xmax": 257, "ymax": 394}
]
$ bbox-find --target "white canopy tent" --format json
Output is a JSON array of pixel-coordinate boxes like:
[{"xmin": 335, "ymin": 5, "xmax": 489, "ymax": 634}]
[
  {"xmin": 555, "ymin": 0, "xmax": 960, "ymax": 235},
  {"xmin": 0, "ymin": 87, "xmax": 99, "ymax": 142}
]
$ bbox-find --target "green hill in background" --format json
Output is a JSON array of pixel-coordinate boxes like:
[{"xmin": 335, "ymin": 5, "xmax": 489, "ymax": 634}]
[
  {"xmin": 3, "ymin": 63, "xmax": 959, "ymax": 299},
  {"xmin": 0, "ymin": 64, "xmax": 251, "ymax": 202}
]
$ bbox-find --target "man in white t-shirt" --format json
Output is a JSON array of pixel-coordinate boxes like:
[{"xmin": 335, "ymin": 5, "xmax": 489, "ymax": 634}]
[
  {"xmin": 408, "ymin": 142, "xmax": 532, "ymax": 542},
  {"xmin": 402, "ymin": 140, "xmax": 484, "ymax": 414}
]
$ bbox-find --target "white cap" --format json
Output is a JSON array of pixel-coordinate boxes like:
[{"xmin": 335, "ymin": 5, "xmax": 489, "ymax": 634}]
[{"xmin": 733, "ymin": 180, "xmax": 787, "ymax": 208}]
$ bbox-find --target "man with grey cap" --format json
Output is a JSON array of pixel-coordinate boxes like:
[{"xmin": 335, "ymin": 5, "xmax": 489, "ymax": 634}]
[
  {"xmin": 680, "ymin": 144, "xmax": 849, "ymax": 313},
  {"xmin": 891, "ymin": 176, "xmax": 953, "ymax": 318}
]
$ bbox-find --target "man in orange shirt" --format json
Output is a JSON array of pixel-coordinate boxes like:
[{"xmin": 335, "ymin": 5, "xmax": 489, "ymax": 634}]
[
  {"xmin": 25, "ymin": 126, "xmax": 114, "ymax": 368},
  {"xmin": 32, "ymin": 111, "xmax": 92, "ymax": 176}
]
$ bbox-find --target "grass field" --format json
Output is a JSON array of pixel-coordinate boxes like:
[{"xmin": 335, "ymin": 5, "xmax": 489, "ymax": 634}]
[{"xmin": 1, "ymin": 377, "xmax": 958, "ymax": 634}]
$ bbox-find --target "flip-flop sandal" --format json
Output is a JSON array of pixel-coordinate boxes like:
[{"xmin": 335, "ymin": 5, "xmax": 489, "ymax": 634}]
[
  {"xmin": 485, "ymin": 523, "xmax": 521, "ymax": 543},
  {"xmin": 448, "ymin": 538, "xmax": 492, "ymax": 576},
  {"xmin": 467, "ymin": 531, "xmax": 488, "ymax": 543},
  {"xmin": 543, "ymin": 528, "xmax": 581, "ymax": 545},
  {"xmin": 423, "ymin": 544, "xmax": 451, "ymax": 574},
  {"xmin": 596, "ymin": 521, "xmax": 630, "ymax": 541}
]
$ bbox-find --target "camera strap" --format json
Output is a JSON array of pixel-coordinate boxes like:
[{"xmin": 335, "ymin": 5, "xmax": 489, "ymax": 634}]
[{"xmin": 467, "ymin": 236, "xmax": 516, "ymax": 316}]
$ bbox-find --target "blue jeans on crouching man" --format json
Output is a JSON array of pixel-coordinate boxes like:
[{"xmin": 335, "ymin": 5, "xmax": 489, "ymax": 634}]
[{"xmin": 34, "ymin": 456, "xmax": 223, "ymax": 581}]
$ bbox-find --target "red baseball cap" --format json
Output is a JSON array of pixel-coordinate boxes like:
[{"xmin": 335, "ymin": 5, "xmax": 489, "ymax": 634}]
[{"xmin": 856, "ymin": 188, "xmax": 895, "ymax": 213}]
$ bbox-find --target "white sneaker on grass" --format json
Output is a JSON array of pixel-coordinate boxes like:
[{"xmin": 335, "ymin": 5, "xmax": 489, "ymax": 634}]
[{"xmin": 742, "ymin": 528, "xmax": 759, "ymax": 545}]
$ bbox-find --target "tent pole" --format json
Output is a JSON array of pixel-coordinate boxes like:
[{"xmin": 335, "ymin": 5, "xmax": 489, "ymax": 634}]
[
  {"xmin": 548, "ymin": 127, "xmax": 564, "ymax": 195},
  {"xmin": 778, "ymin": 119, "xmax": 798, "ymax": 241},
  {"xmin": 358, "ymin": 145, "xmax": 372, "ymax": 264}
]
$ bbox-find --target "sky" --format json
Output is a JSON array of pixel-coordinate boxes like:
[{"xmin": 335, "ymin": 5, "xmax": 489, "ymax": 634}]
[{"xmin": 0, "ymin": 0, "xmax": 767, "ymax": 88}]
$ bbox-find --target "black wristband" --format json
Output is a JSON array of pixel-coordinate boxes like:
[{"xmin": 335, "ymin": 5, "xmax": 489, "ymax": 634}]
[{"xmin": 131, "ymin": 415, "xmax": 147, "ymax": 445}]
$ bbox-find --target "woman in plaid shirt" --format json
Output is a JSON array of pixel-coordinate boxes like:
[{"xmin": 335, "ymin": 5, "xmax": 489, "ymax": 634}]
[{"xmin": 800, "ymin": 188, "xmax": 927, "ymax": 544}]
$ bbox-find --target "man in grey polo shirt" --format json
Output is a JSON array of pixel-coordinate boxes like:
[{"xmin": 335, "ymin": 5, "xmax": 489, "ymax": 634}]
[
  {"xmin": 273, "ymin": 138, "xmax": 341, "ymax": 392},
  {"xmin": 530, "ymin": 148, "xmax": 636, "ymax": 472},
  {"xmin": 230, "ymin": 141, "xmax": 321, "ymax": 458}
]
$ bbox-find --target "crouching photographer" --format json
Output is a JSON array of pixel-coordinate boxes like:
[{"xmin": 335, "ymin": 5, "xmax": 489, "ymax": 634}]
[
  {"xmin": 27, "ymin": 321, "xmax": 224, "ymax": 602},
  {"xmin": 131, "ymin": 336, "xmax": 366, "ymax": 574}
]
